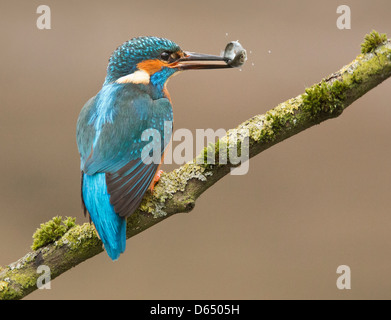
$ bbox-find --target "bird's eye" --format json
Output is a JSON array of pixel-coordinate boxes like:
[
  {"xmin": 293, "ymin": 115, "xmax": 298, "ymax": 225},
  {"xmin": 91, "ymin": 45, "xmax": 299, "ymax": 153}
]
[{"xmin": 160, "ymin": 52, "xmax": 170, "ymax": 61}]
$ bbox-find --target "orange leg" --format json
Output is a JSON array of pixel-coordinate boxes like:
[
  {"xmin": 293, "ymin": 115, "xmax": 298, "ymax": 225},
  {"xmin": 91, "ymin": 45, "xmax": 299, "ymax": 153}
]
[
  {"xmin": 148, "ymin": 134, "xmax": 172, "ymax": 192},
  {"xmin": 149, "ymin": 169, "xmax": 164, "ymax": 191}
]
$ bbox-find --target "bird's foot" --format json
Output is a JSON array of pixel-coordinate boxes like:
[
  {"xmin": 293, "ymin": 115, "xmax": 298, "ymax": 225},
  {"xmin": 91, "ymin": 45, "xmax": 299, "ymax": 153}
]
[{"xmin": 149, "ymin": 170, "xmax": 164, "ymax": 192}]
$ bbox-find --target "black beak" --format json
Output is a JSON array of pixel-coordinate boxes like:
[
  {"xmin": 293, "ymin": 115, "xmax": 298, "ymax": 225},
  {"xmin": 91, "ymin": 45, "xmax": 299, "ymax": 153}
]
[{"xmin": 176, "ymin": 51, "xmax": 233, "ymax": 70}]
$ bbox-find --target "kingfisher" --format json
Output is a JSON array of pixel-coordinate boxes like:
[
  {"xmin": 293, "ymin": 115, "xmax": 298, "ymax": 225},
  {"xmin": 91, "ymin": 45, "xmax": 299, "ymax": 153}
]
[{"xmin": 76, "ymin": 36, "xmax": 240, "ymax": 260}]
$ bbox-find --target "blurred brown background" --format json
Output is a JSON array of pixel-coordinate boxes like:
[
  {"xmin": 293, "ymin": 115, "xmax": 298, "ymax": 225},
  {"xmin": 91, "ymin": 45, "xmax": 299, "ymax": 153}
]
[{"xmin": 0, "ymin": 0, "xmax": 390, "ymax": 299}]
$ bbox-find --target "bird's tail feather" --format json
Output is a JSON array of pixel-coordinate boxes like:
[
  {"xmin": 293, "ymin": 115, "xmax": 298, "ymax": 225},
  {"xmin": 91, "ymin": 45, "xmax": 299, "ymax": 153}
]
[{"xmin": 82, "ymin": 172, "xmax": 126, "ymax": 260}]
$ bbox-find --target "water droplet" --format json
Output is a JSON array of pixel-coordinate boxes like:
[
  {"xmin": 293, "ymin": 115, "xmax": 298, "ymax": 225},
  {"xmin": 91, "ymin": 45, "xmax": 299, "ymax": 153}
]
[
  {"xmin": 268, "ymin": 50, "xmax": 272, "ymax": 54},
  {"xmin": 225, "ymin": 33, "xmax": 229, "ymax": 37}
]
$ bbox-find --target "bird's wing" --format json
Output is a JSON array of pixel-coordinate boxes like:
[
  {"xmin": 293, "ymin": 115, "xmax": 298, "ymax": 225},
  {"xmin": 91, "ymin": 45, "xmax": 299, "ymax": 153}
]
[{"xmin": 77, "ymin": 84, "xmax": 173, "ymax": 217}]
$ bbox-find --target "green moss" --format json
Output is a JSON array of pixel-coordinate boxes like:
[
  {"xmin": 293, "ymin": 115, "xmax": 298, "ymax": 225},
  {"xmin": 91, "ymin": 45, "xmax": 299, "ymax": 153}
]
[
  {"xmin": 234, "ymin": 96, "xmax": 300, "ymax": 146},
  {"xmin": 361, "ymin": 30, "xmax": 388, "ymax": 54},
  {"xmin": 55, "ymin": 223, "xmax": 100, "ymax": 251},
  {"xmin": 0, "ymin": 281, "xmax": 17, "ymax": 300},
  {"xmin": 301, "ymin": 80, "xmax": 348, "ymax": 120},
  {"xmin": 31, "ymin": 216, "xmax": 76, "ymax": 250},
  {"xmin": 8, "ymin": 269, "xmax": 36, "ymax": 289},
  {"xmin": 1, "ymin": 222, "xmax": 101, "ymax": 300},
  {"xmin": 0, "ymin": 262, "xmax": 38, "ymax": 300},
  {"xmin": 192, "ymin": 127, "xmax": 252, "ymax": 169},
  {"xmin": 227, "ymin": 78, "xmax": 348, "ymax": 147},
  {"xmin": 260, "ymin": 101, "xmax": 300, "ymax": 141},
  {"xmin": 194, "ymin": 143, "xmax": 219, "ymax": 170},
  {"xmin": 345, "ymin": 46, "xmax": 391, "ymax": 85},
  {"xmin": 240, "ymin": 30, "xmax": 389, "ymax": 145}
]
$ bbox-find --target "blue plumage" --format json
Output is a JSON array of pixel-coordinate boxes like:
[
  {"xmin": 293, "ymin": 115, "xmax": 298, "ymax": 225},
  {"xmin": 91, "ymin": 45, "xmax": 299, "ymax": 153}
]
[
  {"xmin": 82, "ymin": 173, "xmax": 126, "ymax": 260},
  {"xmin": 150, "ymin": 67, "xmax": 177, "ymax": 92},
  {"xmin": 77, "ymin": 36, "xmax": 231, "ymax": 260},
  {"xmin": 77, "ymin": 83, "xmax": 173, "ymax": 260}
]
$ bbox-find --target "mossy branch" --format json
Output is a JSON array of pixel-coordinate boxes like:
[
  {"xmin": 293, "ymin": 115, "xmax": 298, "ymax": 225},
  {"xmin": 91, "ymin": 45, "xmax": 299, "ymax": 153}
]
[{"xmin": 1, "ymin": 31, "xmax": 391, "ymax": 300}]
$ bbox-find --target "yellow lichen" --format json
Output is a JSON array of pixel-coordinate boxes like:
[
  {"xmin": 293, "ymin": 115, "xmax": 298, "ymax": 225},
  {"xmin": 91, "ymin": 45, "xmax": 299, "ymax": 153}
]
[
  {"xmin": 139, "ymin": 163, "xmax": 211, "ymax": 218},
  {"xmin": 0, "ymin": 281, "xmax": 8, "ymax": 291},
  {"xmin": 55, "ymin": 223, "xmax": 100, "ymax": 250}
]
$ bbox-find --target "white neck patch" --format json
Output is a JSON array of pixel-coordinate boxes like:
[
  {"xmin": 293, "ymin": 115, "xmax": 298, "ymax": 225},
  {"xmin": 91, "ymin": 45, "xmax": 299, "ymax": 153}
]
[{"xmin": 115, "ymin": 70, "xmax": 150, "ymax": 84}]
